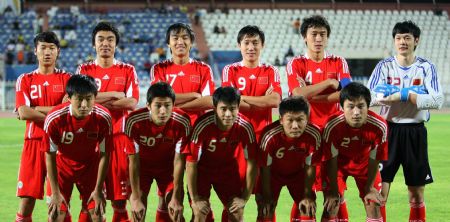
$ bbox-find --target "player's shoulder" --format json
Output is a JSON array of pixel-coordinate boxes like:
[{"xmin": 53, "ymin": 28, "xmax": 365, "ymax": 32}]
[
  {"xmin": 415, "ymin": 56, "xmax": 435, "ymax": 68},
  {"xmin": 193, "ymin": 111, "xmax": 215, "ymax": 130},
  {"xmin": 366, "ymin": 110, "xmax": 387, "ymax": 129},
  {"xmin": 17, "ymin": 69, "xmax": 39, "ymax": 80},
  {"xmin": 92, "ymin": 104, "xmax": 112, "ymax": 121},
  {"xmin": 49, "ymin": 102, "xmax": 71, "ymax": 115},
  {"xmin": 325, "ymin": 53, "xmax": 347, "ymax": 63},
  {"xmin": 323, "ymin": 111, "xmax": 345, "ymax": 138},
  {"xmin": 223, "ymin": 62, "xmax": 242, "ymax": 71},
  {"xmin": 114, "ymin": 60, "xmax": 136, "ymax": 70},
  {"xmin": 190, "ymin": 58, "xmax": 212, "ymax": 69},
  {"xmin": 304, "ymin": 122, "xmax": 322, "ymax": 143},
  {"xmin": 54, "ymin": 68, "xmax": 73, "ymax": 77},
  {"xmin": 153, "ymin": 59, "xmax": 173, "ymax": 69},
  {"xmin": 171, "ymin": 107, "xmax": 191, "ymax": 129},
  {"xmin": 260, "ymin": 120, "xmax": 283, "ymax": 142},
  {"xmin": 128, "ymin": 107, "xmax": 149, "ymax": 119},
  {"xmin": 377, "ymin": 56, "xmax": 395, "ymax": 66},
  {"xmin": 45, "ymin": 102, "xmax": 71, "ymax": 127},
  {"xmin": 260, "ymin": 62, "xmax": 278, "ymax": 72},
  {"xmin": 236, "ymin": 113, "xmax": 256, "ymax": 141}
]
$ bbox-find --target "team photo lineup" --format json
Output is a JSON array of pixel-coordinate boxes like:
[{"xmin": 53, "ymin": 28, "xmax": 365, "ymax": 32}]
[{"xmin": 8, "ymin": 3, "xmax": 446, "ymax": 222}]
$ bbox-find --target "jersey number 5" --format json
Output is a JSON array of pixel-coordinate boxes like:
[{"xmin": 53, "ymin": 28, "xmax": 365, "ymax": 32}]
[{"xmin": 207, "ymin": 139, "xmax": 216, "ymax": 152}]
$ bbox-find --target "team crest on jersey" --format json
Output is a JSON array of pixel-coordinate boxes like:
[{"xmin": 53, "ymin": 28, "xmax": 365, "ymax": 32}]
[
  {"xmin": 53, "ymin": 85, "xmax": 64, "ymax": 92},
  {"xmin": 327, "ymin": 72, "xmax": 337, "ymax": 79},
  {"xmin": 258, "ymin": 77, "xmax": 268, "ymax": 85},
  {"xmin": 190, "ymin": 75, "xmax": 200, "ymax": 83},
  {"xmin": 115, "ymin": 77, "xmax": 125, "ymax": 85}
]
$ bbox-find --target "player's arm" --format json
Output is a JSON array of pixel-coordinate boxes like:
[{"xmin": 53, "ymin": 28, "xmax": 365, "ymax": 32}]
[
  {"xmin": 129, "ymin": 152, "xmax": 145, "ymax": 221},
  {"xmin": 300, "ymin": 163, "xmax": 316, "ymax": 216},
  {"xmin": 168, "ymin": 152, "xmax": 185, "ymax": 221},
  {"xmin": 310, "ymin": 91, "xmax": 340, "ymax": 103},
  {"xmin": 103, "ymin": 97, "xmax": 138, "ymax": 111},
  {"xmin": 174, "ymin": 92, "xmax": 201, "ymax": 106},
  {"xmin": 260, "ymin": 165, "xmax": 274, "ymax": 217},
  {"xmin": 291, "ymin": 78, "xmax": 339, "ymax": 99},
  {"xmin": 95, "ymin": 91, "xmax": 125, "ymax": 104},
  {"xmin": 363, "ymin": 150, "xmax": 382, "ymax": 205},
  {"xmin": 177, "ymin": 95, "xmax": 213, "ymax": 111},
  {"xmin": 414, "ymin": 64, "xmax": 444, "ymax": 109},
  {"xmin": 46, "ymin": 151, "xmax": 66, "ymax": 220},
  {"xmin": 186, "ymin": 161, "xmax": 210, "ymax": 216},
  {"xmin": 17, "ymin": 105, "xmax": 46, "ymax": 121},
  {"xmin": 324, "ymin": 155, "xmax": 340, "ymax": 216},
  {"xmin": 240, "ymin": 92, "xmax": 281, "ymax": 111}
]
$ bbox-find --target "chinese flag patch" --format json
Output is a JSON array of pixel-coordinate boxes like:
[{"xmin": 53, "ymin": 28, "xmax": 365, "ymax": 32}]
[
  {"xmin": 190, "ymin": 75, "xmax": 200, "ymax": 83},
  {"xmin": 115, "ymin": 77, "xmax": 125, "ymax": 85},
  {"xmin": 53, "ymin": 85, "xmax": 64, "ymax": 92}
]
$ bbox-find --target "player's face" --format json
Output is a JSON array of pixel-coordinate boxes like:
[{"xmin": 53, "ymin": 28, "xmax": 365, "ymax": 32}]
[
  {"xmin": 215, "ymin": 101, "xmax": 239, "ymax": 131},
  {"xmin": 168, "ymin": 29, "xmax": 192, "ymax": 57},
  {"xmin": 394, "ymin": 33, "xmax": 418, "ymax": 56},
  {"xmin": 94, "ymin": 30, "xmax": 117, "ymax": 59},
  {"xmin": 343, "ymin": 97, "xmax": 368, "ymax": 128},
  {"xmin": 69, "ymin": 93, "xmax": 95, "ymax": 119},
  {"xmin": 35, "ymin": 41, "xmax": 59, "ymax": 67},
  {"xmin": 239, "ymin": 34, "xmax": 264, "ymax": 64},
  {"xmin": 304, "ymin": 26, "xmax": 328, "ymax": 54},
  {"xmin": 148, "ymin": 97, "xmax": 173, "ymax": 126},
  {"xmin": 280, "ymin": 112, "xmax": 308, "ymax": 138}
]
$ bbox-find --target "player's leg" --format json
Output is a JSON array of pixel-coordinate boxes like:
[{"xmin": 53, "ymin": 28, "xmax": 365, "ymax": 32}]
[
  {"xmin": 257, "ymin": 174, "xmax": 282, "ymax": 222},
  {"xmin": 108, "ymin": 134, "xmax": 131, "ymax": 222},
  {"xmin": 356, "ymin": 174, "xmax": 383, "ymax": 221},
  {"xmin": 16, "ymin": 140, "xmax": 46, "ymax": 222},
  {"xmin": 155, "ymin": 171, "xmax": 177, "ymax": 222},
  {"xmin": 214, "ymin": 167, "xmax": 243, "ymax": 222},
  {"xmin": 379, "ymin": 122, "xmax": 404, "ymax": 222},
  {"xmin": 321, "ymin": 174, "xmax": 346, "ymax": 222},
  {"xmin": 191, "ymin": 169, "xmax": 213, "ymax": 222},
  {"xmin": 408, "ymin": 186, "xmax": 425, "ymax": 222},
  {"xmin": 288, "ymin": 174, "xmax": 315, "ymax": 222}
]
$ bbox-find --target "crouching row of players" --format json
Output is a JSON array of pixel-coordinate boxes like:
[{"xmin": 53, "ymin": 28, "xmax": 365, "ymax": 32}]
[{"xmin": 44, "ymin": 74, "xmax": 386, "ymax": 222}]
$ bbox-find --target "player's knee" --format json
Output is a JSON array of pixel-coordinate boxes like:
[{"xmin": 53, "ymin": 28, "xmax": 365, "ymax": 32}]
[{"xmin": 408, "ymin": 186, "xmax": 425, "ymax": 202}]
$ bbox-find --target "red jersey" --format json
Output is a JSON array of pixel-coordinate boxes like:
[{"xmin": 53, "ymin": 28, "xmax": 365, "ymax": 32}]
[
  {"xmin": 185, "ymin": 111, "xmax": 256, "ymax": 170},
  {"xmin": 150, "ymin": 58, "xmax": 215, "ymax": 124},
  {"xmin": 44, "ymin": 103, "xmax": 113, "ymax": 165},
  {"xmin": 287, "ymin": 53, "xmax": 351, "ymax": 128},
  {"xmin": 222, "ymin": 62, "xmax": 282, "ymax": 136},
  {"xmin": 15, "ymin": 69, "xmax": 72, "ymax": 139},
  {"xmin": 76, "ymin": 60, "xmax": 139, "ymax": 132},
  {"xmin": 124, "ymin": 107, "xmax": 191, "ymax": 170},
  {"xmin": 258, "ymin": 121, "xmax": 322, "ymax": 176},
  {"xmin": 322, "ymin": 110, "xmax": 388, "ymax": 177}
]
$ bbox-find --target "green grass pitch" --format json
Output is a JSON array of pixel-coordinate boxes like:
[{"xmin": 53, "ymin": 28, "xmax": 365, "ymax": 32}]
[{"xmin": 1, "ymin": 114, "xmax": 449, "ymax": 221}]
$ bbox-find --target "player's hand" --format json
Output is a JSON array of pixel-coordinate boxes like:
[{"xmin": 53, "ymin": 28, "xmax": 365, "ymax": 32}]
[
  {"xmin": 192, "ymin": 199, "xmax": 210, "ymax": 216},
  {"xmin": 373, "ymin": 84, "xmax": 400, "ymax": 97},
  {"xmin": 363, "ymin": 188, "xmax": 383, "ymax": 205},
  {"xmin": 61, "ymin": 94, "xmax": 69, "ymax": 103},
  {"xmin": 299, "ymin": 197, "xmax": 316, "ymax": 216},
  {"xmin": 48, "ymin": 192, "xmax": 66, "ymax": 221},
  {"xmin": 328, "ymin": 79, "xmax": 340, "ymax": 90},
  {"xmin": 378, "ymin": 92, "xmax": 401, "ymax": 105},
  {"xmin": 130, "ymin": 193, "xmax": 146, "ymax": 222},
  {"xmin": 102, "ymin": 100, "xmax": 115, "ymax": 109},
  {"xmin": 408, "ymin": 85, "xmax": 428, "ymax": 94},
  {"xmin": 228, "ymin": 196, "xmax": 246, "ymax": 213},
  {"xmin": 323, "ymin": 192, "xmax": 340, "ymax": 216},
  {"xmin": 168, "ymin": 197, "xmax": 184, "ymax": 222},
  {"xmin": 87, "ymin": 189, "xmax": 106, "ymax": 218},
  {"xmin": 265, "ymin": 85, "xmax": 274, "ymax": 95}
]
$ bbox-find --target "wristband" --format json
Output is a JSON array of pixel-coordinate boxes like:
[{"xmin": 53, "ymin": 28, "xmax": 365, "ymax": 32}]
[{"xmin": 400, "ymin": 88, "xmax": 409, "ymax": 102}]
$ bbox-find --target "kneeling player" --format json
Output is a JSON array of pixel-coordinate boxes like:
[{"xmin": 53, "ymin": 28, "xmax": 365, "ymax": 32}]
[
  {"xmin": 44, "ymin": 75, "xmax": 112, "ymax": 222},
  {"xmin": 322, "ymin": 82, "xmax": 387, "ymax": 222},
  {"xmin": 125, "ymin": 82, "xmax": 190, "ymax": 222},
  {"xmin": 258, "ymin": 96, "xmax": 321, "ymax": 221},
  {"xmin": 185, "ymin": 87, "xmax": 257, "ymax": 222}
]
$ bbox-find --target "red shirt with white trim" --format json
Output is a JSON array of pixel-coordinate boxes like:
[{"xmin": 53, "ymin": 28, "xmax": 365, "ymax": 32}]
[
  {"xmin": 76, "ymin": 60, "xmax": 139, "ymax": 132},
  {"xmin": 150, "ymin": 58, "xmax": 215, "ymax": 124},
  {"xmin": 15, "ymin": 69, "xmax": 72, "ymax": 139},
  {"xmin": 258, "ymin": 120, "xmax": 322, "ymax": 176},
  {"xmin": 287, "ymin": 53, "xmax": 351, "ymax": 128},
  {"xmin": 44, "ymin": 103, "xmax": 113, "ymax": 165},
  {"xmin": 185, "ymin": 111, "xmax": 256, "ymax": 170},
  {"xmin": 124, "ymin": 107, "xmax": 191, "ymax": 170},
  {"xmin": 222, "ymin": 62, "xmax": 282, "ymax": 136},
  {"xmin": 322, "ymin": 110, "xmax": 388, "ymax": 176}
]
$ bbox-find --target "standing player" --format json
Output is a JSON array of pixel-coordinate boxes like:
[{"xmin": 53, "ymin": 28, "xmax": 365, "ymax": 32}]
[
  {"xmin": 125, "ymin": 82, "xmax": 190, "ymax": 222},
  {"xmin": 44, "ymin": 75, "xmax": 111, "ymax": 222},
  {"xmin": 150, "ymin": 22, "xmax": 215, "ymax": 220},
  {"xmin": 367, "ymin": 21, "xmax": 444, "ymax": 222},
  {"xmin": 286, "ymin": 15, "xmax": 352, "ymax": 220},
  {"xmin": 185, "ymin": 87, "xmax": 257, "ymax": 222},
  {"xmin": 150, "ymin": 22, "xmax": 215, "ymax": 125},
  {"xmin": 322, "ymin": 82, "xmax": 387, "ymax": 222},
  {"xmin": 76, "ymin": 21, "xmax": 139, "ymax": 222},
  {"xmin": 258, "ymin": 97, "xmax": 321, "ymax": 221},
  {"xmin": 15, "ymin": 31, "xmax": 72, "ymax": 222}
]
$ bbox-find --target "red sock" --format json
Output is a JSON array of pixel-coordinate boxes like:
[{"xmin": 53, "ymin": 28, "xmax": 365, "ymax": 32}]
[
  {"xmin": 206, "ymin": 210, "xmax": 214, "ymax": 222},
  {"xmin": 112, "ymin": 206, "xmax": 130, "ymax": 222},
  {"xmin": 337, "ymin": 199, "xmax": 349, "ymax": 222},
  {"xmin": 380, "ymin": 202, "xmax": 386, "ymax": 222},
  {"xmin": 64, "ymin": 213, "xmax": 72, "ymax": 222},
  {"xmin": 16, "ymin": 213, "xmax": 32, "ymax": 222},
  {"xmin": 221, "ymin": 209, "xmax": 228, "ymax": 222},
  {"xmin": 322, "ymin": 217, "xmax": 337, "ymax": 222},
  {"xmin": 409, "ymin": 201, "xmax": 426, "ymax": 222},
  {"xmin": 78, "ymin": 210, "xmax": 90, "ymax": 222},
  {"xmin": 299, "ymin": 215, "xmax": 316, "ymax": 222},
  {"xmin": 366, "ymin": 217, "xmax": 383, "ymax": 222},
  {"xmin": 155, "ymin": 209, "xmax": 171, "ymax": 222},
  {"xmin": 290, "ymin": 202, "xmax": 300, "ymax": 221}
]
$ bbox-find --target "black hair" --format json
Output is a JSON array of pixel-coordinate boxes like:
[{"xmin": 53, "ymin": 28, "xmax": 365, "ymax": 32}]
[
  {"xmin": 147, "ymin": 82, "xmax": 176, "ymax": 104},
  {"xmin": 34, "ymin": 31, "xmax": 60, "ymax": 48},
  {"xmin": 279, "ymin": 96, "xmax": 310, "ymax": 117},
  {"xmin": 213, "ymin": 86, "xmax": 241, "ymax": 107},
  {"xmin": 92, "ymin": 21, "xmax": 120, "ymax": 46},
  {"xmin": 237, "ymin": 25, "xmax": 265, "ymax": 45},
  {"xmin": 392, "ymin": 20, "xmax": 421, "ymax": 39},
  {"xmin": 339, "ymin": 82, "xmax": 371, "ymax": 108},
  {"xmin": 66, "ymin": 74, "xmax": 98, "ymax": 97},
  {"xmin": 300, "ymin": 15, "xmax": 331, "ymax": 38},
  {"xmin": 165, "ymin": 23, "xmax": 195, "ymax": 45}
]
